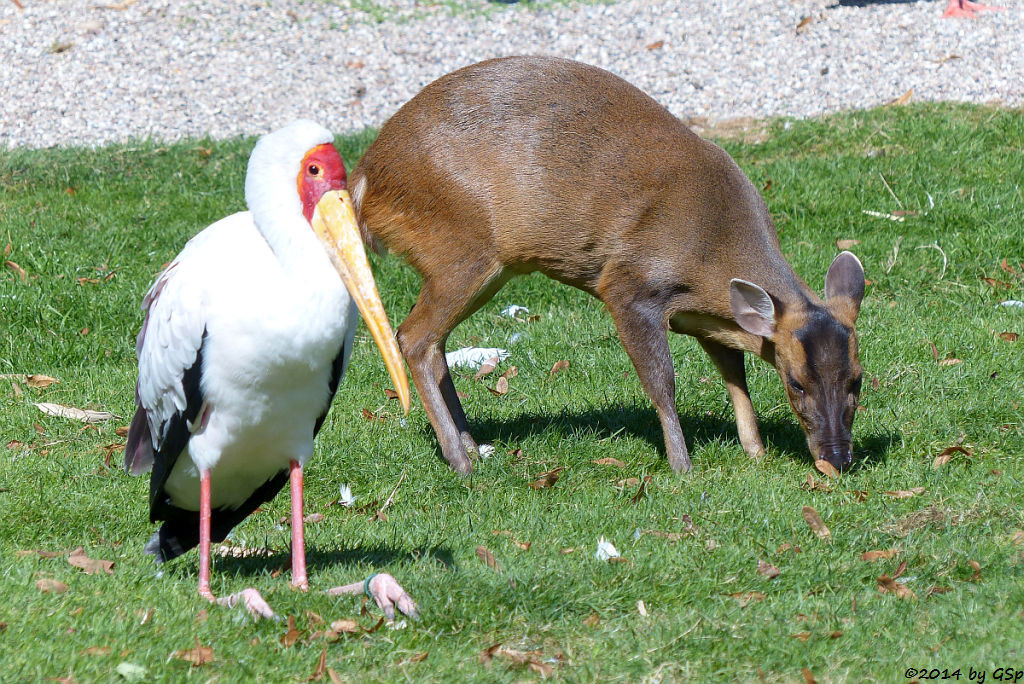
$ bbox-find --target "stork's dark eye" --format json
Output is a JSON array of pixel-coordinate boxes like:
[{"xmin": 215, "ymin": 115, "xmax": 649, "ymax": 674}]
[{"xmin": 308, "ymin": 164, "xmax": 321, "ymax": 176}]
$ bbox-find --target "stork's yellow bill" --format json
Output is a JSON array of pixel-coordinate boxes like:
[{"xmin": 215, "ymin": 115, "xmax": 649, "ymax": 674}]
[{"xmin": 311, "ymin": 189, "xmax": 410, "ymax": 414}]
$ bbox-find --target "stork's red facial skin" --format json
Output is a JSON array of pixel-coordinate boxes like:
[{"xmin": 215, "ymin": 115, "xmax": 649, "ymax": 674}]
[{"xmin": 297, "ymin": 144, "xmax": 347, "ymax": 222}]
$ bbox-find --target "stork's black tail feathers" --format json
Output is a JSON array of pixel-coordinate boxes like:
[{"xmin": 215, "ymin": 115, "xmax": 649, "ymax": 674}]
[{"xmin": 145, "ymin": 524, "xmax": 192, "ymax": 564}]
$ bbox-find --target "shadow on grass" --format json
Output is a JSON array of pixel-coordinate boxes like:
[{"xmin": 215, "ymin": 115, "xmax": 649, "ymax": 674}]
[
  {"xmin": 157, "ymin": 544, "xmax": 456, "ymax": 581},
  {"xmin": 428, "ymin": 404, "xmax": 899, "ymax": 471}
]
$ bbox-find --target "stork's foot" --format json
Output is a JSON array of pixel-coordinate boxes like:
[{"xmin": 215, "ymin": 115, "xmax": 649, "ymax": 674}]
[
  {"xmin": 326, "ymin": 573, "xmax": 419, "ymax": 621},
  {"xmin": 201, "ymin": 586, "xmax": 277, "ymax": 620}
]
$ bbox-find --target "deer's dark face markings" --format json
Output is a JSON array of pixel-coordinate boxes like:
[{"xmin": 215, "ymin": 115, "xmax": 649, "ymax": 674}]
[{"xmin": 778, "ymin": 308, "xmax": 862, "ymax": 470}]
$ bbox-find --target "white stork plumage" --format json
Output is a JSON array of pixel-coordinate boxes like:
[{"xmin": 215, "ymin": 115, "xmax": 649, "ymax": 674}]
[{"xmin": 124, "ymin": 120, "xmax": 416, "ymax": 620}]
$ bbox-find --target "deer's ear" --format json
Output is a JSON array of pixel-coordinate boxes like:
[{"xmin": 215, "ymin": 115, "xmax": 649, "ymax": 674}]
[
  {"xmin": 730, "ymin": 279, "xmax": 776, "ymax": 339},
  {"xmin": 825, "ymin": 251, "xmax": 865, "ymax": 324}
]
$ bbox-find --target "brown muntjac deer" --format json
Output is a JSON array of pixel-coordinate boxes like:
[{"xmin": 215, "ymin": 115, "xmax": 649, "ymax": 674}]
[{"xmin": 351, "ymin": 56, "xmax": 866, "ymax": 476}]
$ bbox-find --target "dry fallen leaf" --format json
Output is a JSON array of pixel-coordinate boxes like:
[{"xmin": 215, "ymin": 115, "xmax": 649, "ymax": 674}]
[
  {"xmin": 593, "ymin": 457, "xmax": 625, "ymax": 468},
  {"xmin": 814, "ymin": 459, "xmax": 839, "ymax": 479},
  {"xmin": 802, "ymin": 506, "xmax": 831, "ymax": 540},
  {"xmin": 550, "ymin": 360, "xmax": 570, "ymax": 376},
  {"xmin": 1010, "ymin": 530, "xmax": 1024, "ymax": 546},
  {"xmin": 398, "ymin": 652, "xmax": 428, "ymax": 666},
  {"xmin": 36, "ymin": 578, "xmax": 68, "ymax": 593},
  {"xmin": 479, "ymin": 643, "xmax": 503, "ymax": 665},
  {"xmin": 25, "ymin": 374, "xmax": 58, "ymax": 389},
  {"xmin": 361, "ymin": 408, "xmax": 384, "ymax": 422},
  {"xmin": 476, "ymin": 545, "xmax": 502, "ymax": 572},
  {"xmin": 861, "ymin": 549, "xmax": 900, "ymax": 562},
  {"xmin": 757, "ymin": 559, "xmax": 781, "ymax": 579},
  {"xmin": 646, "ymin": 40, "xmax": 664, "ymax": 50},
  {"xmin": 34, "ymin": 403, "xmax": 115, "ymax": 423},
  {"xmin": 982, "ymin": 277, "xmax": 1013, "ymax": 289},
  {"xmin": 802, "ymin": 473, "xmax": 833, "ymax": 493},
  {"xmin": 637, "ymin": 600, "xmax": 649, "ymax": 617},
  {"xmin": 307, "ymin": 649, "xmax": 328, "ymax": 682},
  {"xmin": 926, "ymin": 586, "xmax": 953, "ymax": 597},
  {"xmin": 933, "ymin": 445, "xmax": 972, "ymax": 470},
  {"xmin": 938, "ymin": 357, "xmax": 963, "ymax": 367},
  {"xmin": 890, "ymin": 88, "xmax": 914, "ymax": 106},
  {"xmin": 792, "ymin": 631, "xmax": 812, "ymax": 642},
  {"xmin": 883, "ymin": 487, "xmax": 925, "ymax": 499},
  {"xmin": 172, "ymin": 638, "xmax": 214, "ymax": 666},
  {"xmin": 280, "ymin": 615, "xmax": 304, "ymax": 647},
  {"xmin": 730, "ymin": 591, "xmax": 766, "ymax": 607},
  {"xmin": 329, "ymin": 619, "xmax": 360, "ymax": 635},
  {"xmin": 528, "ymin": 467, "xmax": 563, "ymax": 489},
  {"xmin": 835, "ymin": 239, "xmax": 860, "ymax": 250},
  {"xmin": 383, "ymin": 388, "xmax": 400, "ymax": 400},
  {"xmin": 68, "ymin": 547, "xmax": 114, "ymax": 575},
  {"xmin": 489, "ymin": 376, "xmax": 509, "ymax": 396},
  {"xmin": 18, "ymin": 548, "xmax": 65, "ymax": 558},
  {"xmin": 582, "ymin": 612, "xmax": 600, "ymax": 627},
  {"xmin": 998, "ymin": 332, "xmax": 1019, "ymax": 343},
  {"xmin": 802, "ymin": 667, "xmax": 818, "ymax": 684},
  {"xmin": 630, "ymin": 475, "xmax": 653, "ymax": 504},
  {"xmin": 480, "ymin": 645, "xmax": 554, "ymax": 677},
  {"xmin": 968, "ymin": 559, "xmax": 982, "ymax": 581},
  {"xmin": 473, "ymin": 356, "xmax": 499, "ymax": 381},
  {"xmin": 795, "ymin": 16, "xmax": 813, "ymax": 32},
  {"xmin": 5, "ymin": 260, "xmax": 27, "ymax": 280},
  {"xmin": 877, "ymin": 574, "xmax": 916, "ymax": 599},
  {"xmin": 999, "ymin": 258, "xmax": 1021, "ymax": 275},
  {"xmin": 639, "ymin": 529, "xmax": 689, "ymax": 542},
  {"xmin": 892, "ymin": 560, "xmax": 907, "ymax": 579}
]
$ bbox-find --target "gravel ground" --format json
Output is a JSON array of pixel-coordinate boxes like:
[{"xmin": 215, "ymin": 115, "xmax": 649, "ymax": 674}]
[{"xmin": 1, "ymin": 0, "xmax": 1021, "ymax": 149}]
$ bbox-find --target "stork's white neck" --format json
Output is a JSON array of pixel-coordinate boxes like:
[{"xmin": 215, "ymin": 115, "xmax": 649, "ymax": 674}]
[
  {"xmin": 252, "ymin": 204, "xmax": 339, "ymax": 286},
  {"xmin": 241, "ymin": 120, "xmax": 347, "ymax": 298}
]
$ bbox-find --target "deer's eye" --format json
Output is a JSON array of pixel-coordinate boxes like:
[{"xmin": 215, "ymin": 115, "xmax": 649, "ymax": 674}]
[
  {"xmin": 789, "ymin": 379, "xmax": 805, "ymax": 395},
  {"xmin": 849, "ymin": 376, "xmax": 863, "ymax": 395}
]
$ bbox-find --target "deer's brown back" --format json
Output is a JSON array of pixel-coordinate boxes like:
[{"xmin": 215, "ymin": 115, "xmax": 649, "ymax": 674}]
[{"xmin": 353, "ymin": 56, "xmax": 805, "ymax": 315}]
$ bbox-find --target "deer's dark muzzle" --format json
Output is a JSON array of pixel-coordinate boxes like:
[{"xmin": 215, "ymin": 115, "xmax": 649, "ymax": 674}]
[{"xmin": 820, "ymin": 442, "xmax": 853, "ymax": 471}]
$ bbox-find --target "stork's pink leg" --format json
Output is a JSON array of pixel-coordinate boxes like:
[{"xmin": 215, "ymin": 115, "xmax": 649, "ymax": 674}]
[
  {"xmin": 196, "ymin": 468, "xmax": 276, "ymax": 619},
  {"xmin": 198, "ymin": 469, "xmax": 214, "ymax": 601},
  {"xmin": 289, "ymin": 460, "xmax": 308, "ymax": 591}
]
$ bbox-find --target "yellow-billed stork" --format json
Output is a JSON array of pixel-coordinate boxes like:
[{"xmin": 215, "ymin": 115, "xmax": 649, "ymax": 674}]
[{"xmin": 124, "ymin": 120, "xmax": 415, "ymax": 620}]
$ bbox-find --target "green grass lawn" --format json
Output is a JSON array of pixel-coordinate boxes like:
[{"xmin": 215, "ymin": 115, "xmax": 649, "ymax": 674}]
[{"xmin": 1, "ymin": 103, "xmax": 1022, "ymax": 682}]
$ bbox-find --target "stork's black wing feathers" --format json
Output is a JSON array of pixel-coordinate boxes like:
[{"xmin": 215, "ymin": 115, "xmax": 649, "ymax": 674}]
[
  {"xmin": 148, "ymin": 330, "xmax": 208, "ymax": 520},
  {"xmin": 313, "ymin": 337, "xmax": 350, "ymax": 438}
]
